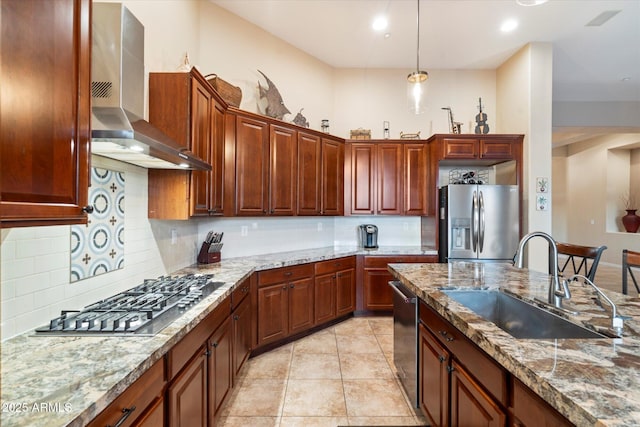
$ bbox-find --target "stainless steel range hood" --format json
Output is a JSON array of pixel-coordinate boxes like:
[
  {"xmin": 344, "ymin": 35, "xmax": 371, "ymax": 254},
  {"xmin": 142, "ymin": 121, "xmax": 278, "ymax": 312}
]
[{"xmin": 91, "ymin": 3, "xmax": 211, "ymax": 171}]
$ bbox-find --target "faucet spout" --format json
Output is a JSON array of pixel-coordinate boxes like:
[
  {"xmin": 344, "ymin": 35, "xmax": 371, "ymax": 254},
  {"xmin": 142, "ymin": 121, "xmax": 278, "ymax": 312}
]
[
  {"xmin": 568, "ymin": 274, "xmax": 623, "ymax": 334},
  {"xmin": 513, "ymin": 231, "xmax": 569, "ymax": 307}
]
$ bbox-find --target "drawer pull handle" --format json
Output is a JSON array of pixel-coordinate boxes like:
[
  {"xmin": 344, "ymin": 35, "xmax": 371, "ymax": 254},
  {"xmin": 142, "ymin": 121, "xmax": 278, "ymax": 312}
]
[
  {"xmin": 446, "ymin": 337, "xmax": 454, "ymax": 342},
  {"xmin": 284, "ymin": 272, "xmax": 293, "ymax": 277},
  {"xmin": 110, "ymin": 405, "xmax": 136, "ymax": 427},
  {"xmin": 438, "ymin": 355, "xmax": 446, "ymax": 363},
  {"xmin": 439, "ymin": 330, "xmax": 448, "ymax": 336},
  {"xmin": 82, "ymin": 205, "xmax": 94, "ymax": 214}
]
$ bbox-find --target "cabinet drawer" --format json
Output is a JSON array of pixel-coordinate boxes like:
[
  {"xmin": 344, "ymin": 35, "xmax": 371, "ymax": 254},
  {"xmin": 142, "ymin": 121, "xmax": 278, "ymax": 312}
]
[
  {"xmin": 168, "ymin": 297, "xmax": 230, "ymax": 379},
  {"xmin": 257, "ymin": 263, "xmax": 314, "ymax": 287},
  {"xmin": 88, "ymin": 359, "xmax": 165, "ymax": 427},
  {"xmin": 315, "ymin": 256, "xmax": 356, "ymax": 275},
  {"xmin": 231, "ymin": 277, "xmax": 251, "ymax": 309},
  {"xmin": 419, "ymin": 301, "xmax": 507, "ymax": 406},
  {"xmin": 363, "ymin": 255, "xmax": 436, "ymax": 268},
  {"xmin": 442, "ymin": 138, "xmax": 478, "ymax": 159}
]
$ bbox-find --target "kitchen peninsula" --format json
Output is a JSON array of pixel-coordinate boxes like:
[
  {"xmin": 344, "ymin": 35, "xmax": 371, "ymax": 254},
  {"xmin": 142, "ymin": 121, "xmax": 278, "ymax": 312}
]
[{"xmin": 389, "ymin": 261, "xmax": 640, "ymax": 427}]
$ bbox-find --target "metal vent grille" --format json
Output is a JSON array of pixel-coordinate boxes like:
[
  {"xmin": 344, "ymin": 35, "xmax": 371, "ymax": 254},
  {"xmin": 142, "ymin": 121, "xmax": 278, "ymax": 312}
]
[{"xmin": 92, "ymin": 81, "xmax": 113, "ymax": 99}]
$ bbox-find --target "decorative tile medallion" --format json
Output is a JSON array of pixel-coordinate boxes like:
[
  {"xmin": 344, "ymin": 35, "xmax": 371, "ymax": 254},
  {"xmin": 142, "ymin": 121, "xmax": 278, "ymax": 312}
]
[{"xmin": 70, "ymin": 167, "xmax": 125, "ymax": 282}]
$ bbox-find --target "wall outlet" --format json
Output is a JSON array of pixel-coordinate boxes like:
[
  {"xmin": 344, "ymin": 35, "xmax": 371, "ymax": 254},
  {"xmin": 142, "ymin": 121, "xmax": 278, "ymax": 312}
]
[
  {"xmin": 241, "ymin": 225, "xmax": 248, "ymax": 237},
  {"xmin": 317, "ymin": 222, "xmax": 323, "ymax": 231},
  {"xmin": 252, "ymin": 222, "xmax": 258, "ymax": 229},
  {"xmin": 403, "ymin": 222, "xmax": 409, "ymax": 231},
  {"xmin": 171, "ymin": 229, "xmax": 177, "ymax": 245}
]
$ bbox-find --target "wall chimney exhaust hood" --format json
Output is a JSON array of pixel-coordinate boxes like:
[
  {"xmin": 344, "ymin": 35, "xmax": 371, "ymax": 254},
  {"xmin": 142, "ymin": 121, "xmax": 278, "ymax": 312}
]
[{"xmin": 91, "ymin": 3, "xmax": 211, "ymax": 171}]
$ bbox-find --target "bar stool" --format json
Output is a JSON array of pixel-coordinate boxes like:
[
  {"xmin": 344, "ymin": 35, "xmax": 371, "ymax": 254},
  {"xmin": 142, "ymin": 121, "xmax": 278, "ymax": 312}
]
[
  {"xmin": 622, "ymin": 249, "xmax": 640, "ymax": 295},
  {"xmin": 551, "ymin": 242, "xmax": 607, "ymax": 283}
]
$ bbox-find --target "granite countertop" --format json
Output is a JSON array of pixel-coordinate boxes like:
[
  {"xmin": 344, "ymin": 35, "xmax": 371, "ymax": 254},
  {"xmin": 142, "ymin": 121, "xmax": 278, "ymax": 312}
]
[
  {"xmin": 388, "ymin": 261, "xmax": 640, "ymax": 427},
  {"xmin": 0, "ymin": 245, "xmax": 434, "ymax": 427}
]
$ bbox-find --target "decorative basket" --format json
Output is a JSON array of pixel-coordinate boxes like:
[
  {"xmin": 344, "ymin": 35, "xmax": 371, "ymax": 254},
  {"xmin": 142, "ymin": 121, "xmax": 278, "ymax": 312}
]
[
  {"xmin": 205, "ymin": 74, "xmax": 242, "ymax": 107},
  {"xmin": 350, "ymin": 128, "xmax": 371, "ymax": 140}
]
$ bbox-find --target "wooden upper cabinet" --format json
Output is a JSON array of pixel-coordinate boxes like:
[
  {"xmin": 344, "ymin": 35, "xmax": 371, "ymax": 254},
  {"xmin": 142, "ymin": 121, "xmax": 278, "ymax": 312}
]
[
  {"xmin": 321, "ymin": 137, "xmax": 344, "ymax": 216},
  {"xmin": 436, "ymin": 135, "xmax": 521, "ymax": 161},
  {"xmin": 404, "ymin": 143, "xmax": 429, "ymax": 215},
  {"xmin": 147, "ymin": 69, "xmax": 226, "ymax": 219},
  {"xmin": 1, "ymin": 0, "xmax": 91, "ymax": 227},
  {"xmin": 377, "ymin": 144, "xmax": 403, "ymax": 215},
  {"xmin": 297, "ymin": 131, "xmax": 322, "ymax": 215},
  {"xmin": 346, "ymin": 140, "xmax": 427, "ymax": 216},
  {"xmin": 269, "ymin": 125, "xmax": 297, "ymax": 215},
  {"xmin": 235, "ymin": 114, "xmax": 270, "ymax": 215}
]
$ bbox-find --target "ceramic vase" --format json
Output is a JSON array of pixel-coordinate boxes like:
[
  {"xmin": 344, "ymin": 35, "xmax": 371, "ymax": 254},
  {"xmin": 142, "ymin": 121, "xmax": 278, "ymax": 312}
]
[{"xmin": 622, "ymin": 209, "xmax": 640, "ymax": 233}]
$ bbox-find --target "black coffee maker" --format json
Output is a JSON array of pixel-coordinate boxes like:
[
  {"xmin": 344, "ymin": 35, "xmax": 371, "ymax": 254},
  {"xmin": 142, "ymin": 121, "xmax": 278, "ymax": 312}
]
[{"xmin": 359, "ymin": 224, "xmax": 378, "ymax": 249}]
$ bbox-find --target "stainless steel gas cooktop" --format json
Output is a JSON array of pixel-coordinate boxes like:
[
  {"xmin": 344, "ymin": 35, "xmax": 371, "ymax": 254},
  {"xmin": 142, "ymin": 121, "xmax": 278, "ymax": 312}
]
[{"xmin": 35, "ymin": 274, "xmax": 224, "ymax": 336}]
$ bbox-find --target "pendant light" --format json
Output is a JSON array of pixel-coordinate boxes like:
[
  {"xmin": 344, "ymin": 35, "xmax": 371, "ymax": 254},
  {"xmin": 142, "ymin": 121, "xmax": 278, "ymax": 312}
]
[{"xmin": 407, "ymin": 0, "xmax": 428, "ymax": 114}]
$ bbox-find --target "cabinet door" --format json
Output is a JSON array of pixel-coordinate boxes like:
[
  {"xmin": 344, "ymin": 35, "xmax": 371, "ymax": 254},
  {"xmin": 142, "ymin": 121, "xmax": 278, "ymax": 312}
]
[
  {"xmin": 314, "ymin": 272, "xmax": 336, "ymax": 325},
  {"xmin": 350, "ymin": 143, "xmax": 376, "ymax": 214},
  {"xmin": 297, "ymin": 132, "xmax": 322, "ymax": 215},
  {"xmin": 480, "ymin": 139, "xmax": 514, "ymax": 160},
  {"xmin": 419, "ymin": 323, "xmax": 449, "ymax": 427},
  {"xmin": 269, "ymin": 124, "xmax": 297, "ymax": 215},
  {"xmin": 232, "ymin": 293, "xmax": 252, "ymax": 379},
  {"xmin": 208, "ymin": 317, "xmax": 233, "ymax": 424},
  {"xmin": 135, "ymin": 397, "xmax": 164, "ymax": 427},
  {"xmin": 1, "ymin": 0, "xmax": 91, "ymax": 227},
  {"xmin": 335, "ymin": 268, "xmax": 356, "ymax": 316},
  {"xmin": 404, "ymin": 143, "xmax": 429, "ymax": 215},
  {"xmin": 257, "ymin": 283, "xmax": 289, "ymax": 346},
  {"xmin": 288, "ymin": 277, "xmax": 315, "ymax": 335},
  {"xmin": 377, "ymin": 144, "xmax": 403, "ymax": 215},
  {"xmin": 321, "ymin": 138, "xmax": 344, "ymax": 215},
  {"xmin": 168, "ymin": 348, "xmax": 208, "ymax": 427},
  {"xmin": 450, "ymin": 360, "xmax": 506, "ymax": 427},
  {"xmin": 362, "ymin": 268, "xmax": 394, "ymax": 311},
  {"xmin": 190, "ymin": 78, "xmax": 213, "ymax": 216},
  {"xmin": 236, "ymin": 115, "xmax": 269, "ymax": 215},
  {"xmin": 442, "ymin": 137, "xmax": 479, "ymax": 159},
  {"xmin": 209, "ymin": 101, "xmax": 226, "ymax": 214},
  {"xmin": 510, "ymin": 377, "xmax": 573, "ymax": 427}
]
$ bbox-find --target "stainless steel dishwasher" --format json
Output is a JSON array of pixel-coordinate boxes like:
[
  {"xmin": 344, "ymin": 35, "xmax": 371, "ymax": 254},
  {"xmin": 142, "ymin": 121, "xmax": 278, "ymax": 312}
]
[{"xmin": 390, "ymin": 280, "xmax": 419, "ymax": 408}]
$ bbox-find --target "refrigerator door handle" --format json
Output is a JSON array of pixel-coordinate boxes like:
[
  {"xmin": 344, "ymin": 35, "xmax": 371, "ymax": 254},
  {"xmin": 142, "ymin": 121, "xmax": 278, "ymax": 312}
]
[
  {"xmin": 471, "ymin": 190, "xmax": 478, "ymax": 252},
  {"xmin": 479, "ymin": 190, "xmax": 485, "ymax": 252}
]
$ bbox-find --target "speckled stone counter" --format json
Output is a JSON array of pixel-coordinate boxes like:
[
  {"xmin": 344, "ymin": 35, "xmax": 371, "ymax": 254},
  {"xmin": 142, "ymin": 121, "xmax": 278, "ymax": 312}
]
[
  {"xmin": 0, "ymin": 245, "xmax": 433, "ymax": 427},
  {"xmin": 388, "ymin": 261, "xmax": 640, "ymax": 427}
]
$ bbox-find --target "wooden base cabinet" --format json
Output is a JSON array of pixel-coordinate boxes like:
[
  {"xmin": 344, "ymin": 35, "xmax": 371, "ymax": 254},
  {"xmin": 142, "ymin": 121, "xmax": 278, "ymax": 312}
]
[
  {"xmin": 314, "ymin": 257, "xmax": 356, "ymax": 325},
  {"xmin": 509, "ymin": 378, "xmax": 573, "ymax": 427},
  {"xmin": 450, "ymin": 360, "xmax": 506, "ymax": 427},
  {"xmin": 361, "ymin": 255, "xmax": 437, "ymax": 312},
  {"xmin": 419, "ymin": 323, "xmax": 449, "ymax": 427},
  {"xmin": 208, "ymin": 317, "xmax": 233, "ymax": 425},
  {"xmin": 257, "ymin": 264, "xmax": 314, "ymax": 347},
  {"xmin": 168, "ymin": 348, "xmax": 208, "ymax": 427}
]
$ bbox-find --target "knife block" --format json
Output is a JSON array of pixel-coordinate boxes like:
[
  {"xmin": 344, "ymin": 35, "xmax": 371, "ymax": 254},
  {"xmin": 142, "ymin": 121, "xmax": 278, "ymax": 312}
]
[{"xmin": 197, "ymin": 242, "xmax": 221, "ymax": 264}]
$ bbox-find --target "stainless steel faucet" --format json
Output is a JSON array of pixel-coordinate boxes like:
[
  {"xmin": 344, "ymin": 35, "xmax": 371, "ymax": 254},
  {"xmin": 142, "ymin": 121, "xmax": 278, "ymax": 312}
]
[
  {"xmin": 568, "ymin": 274, "xmax": 624, "ymax": 335},
  {"xmin": 513, "ymin": 231, "xmax": 571, "ymax": 308}
]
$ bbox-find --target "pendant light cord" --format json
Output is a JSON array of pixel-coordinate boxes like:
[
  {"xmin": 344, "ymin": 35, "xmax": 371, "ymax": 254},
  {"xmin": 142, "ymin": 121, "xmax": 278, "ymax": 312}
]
[{"xmin": 416, "ymin": 0, "xmax": 420, "ymax": 72}]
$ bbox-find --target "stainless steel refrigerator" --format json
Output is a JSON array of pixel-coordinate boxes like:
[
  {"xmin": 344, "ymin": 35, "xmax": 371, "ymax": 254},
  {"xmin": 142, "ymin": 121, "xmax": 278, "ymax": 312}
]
[{"xmin": 439, "ymin": 185, "xmax": 519, "ymax": 262}]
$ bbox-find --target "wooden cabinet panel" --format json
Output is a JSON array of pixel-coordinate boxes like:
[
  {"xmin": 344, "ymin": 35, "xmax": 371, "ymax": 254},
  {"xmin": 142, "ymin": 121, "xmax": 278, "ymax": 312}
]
[
  {"xmin": 510, "ymin": 377, "xmax": 573, "ymax": 427},
  {"xmin": 377, "ymin": 144, "xmax": 403, "ymax": 215},
  {"xmin": 87, "ymin": 359, "xmax": 165, "ymax": 427},
  {"xmin": 321, "ymin": 137, "xmax": 345, "ymax": 215},
  {"xmin": 363, "ymin": 268, "xmax": 394, "ymax": 311},
  {"xmin": 404, "ymin": 143, "xmax": 429, "ymax": 215},
  {"xmin": 232, "ymin": 291, "xmax": 252, "ymax": 379},
  {"xmin": 335, "ymin": 268, "xmax": 356, "ymax": 317},
  {"xmin": 350, "ymin": 143, "xmax": 376, "ymax": 214},
  {"xmin": 1, "ymin": 0, "xmax": 91, "ymax": 227},
  {"xmin": 480, "ymin": 139, "xmax": 514, "ymax": 160},
  {"xmin": 168, "ymin": 348, "xmax": 208, "ymax": 427},
  {"xmin": 190, "ymin": 78, "xmax": 214, "ymax": 216},
  {"xmin": 257, "ymin": 283, "xmax": 289, "ymax": 346},
  {"xmin": 269, "ymin": 124, "xmax": 297, "ymax": 215},
  {"xmin": 208, "ymin": 317, "xmax": 233, "ymax": 423},
  {"xmin": 441, "ymin": 138, "xmax": 479, "ymax": 159},
  {"xmin": 258, "ymin": 263, "xmax": 314, "ymax": 287},
  {"xmin": 419, "ymin": 323, "xmax": 449, "ymax": 427},
  {"xmin": 210, "ymin": 102, "xmax": 226, "ymax": 214},
  {"xmin": 451, "ymin": 360, "xmax": 506, "ymax": 427},
  {"xmin": 135, "ymin": 396, "xmax": 164, "ymax": 427},
  {"xmin": 315, "ymin": 272, "xmax": 336, "ymax": 324},
  {"xmin": 297, "ymin": 131, "xmax": 322, "ymax": 215},
  {"xmin": 236, "ymin": 115, "xmax": 269, "ymax": 215},
  {"xmin": 288, "ymin": 277, "xmax": 314, "ymax": 334}
]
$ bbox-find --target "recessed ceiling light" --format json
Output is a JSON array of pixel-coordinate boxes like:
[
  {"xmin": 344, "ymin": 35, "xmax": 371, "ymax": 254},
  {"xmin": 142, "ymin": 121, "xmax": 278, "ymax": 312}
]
[
  {"xmin": 501, "ymin": 19, "xmax": 518, "ymax": 32},
  {"xmin": 516, "ymin": 0, "xmax": 548, "ymax": 6},
  {"xmin": 384, "ymin": 33, "xmax": 391, "ymax": 39},
  {"xmin": 372, "ymin": 15, "xmax": 388, "ymax": 31}
]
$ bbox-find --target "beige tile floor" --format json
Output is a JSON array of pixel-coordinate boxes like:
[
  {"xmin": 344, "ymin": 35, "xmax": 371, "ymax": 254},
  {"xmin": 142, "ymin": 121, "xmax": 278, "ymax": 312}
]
[{"xmin": 217, "ymin": 316, "xmax": 428, "ymax": 427}]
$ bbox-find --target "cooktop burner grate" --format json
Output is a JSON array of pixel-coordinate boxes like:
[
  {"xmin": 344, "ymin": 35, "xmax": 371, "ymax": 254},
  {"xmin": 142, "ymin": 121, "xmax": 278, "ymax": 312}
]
[{"xmin": 35, "ymin": 274, "xmax": 224, "ymax": 336}]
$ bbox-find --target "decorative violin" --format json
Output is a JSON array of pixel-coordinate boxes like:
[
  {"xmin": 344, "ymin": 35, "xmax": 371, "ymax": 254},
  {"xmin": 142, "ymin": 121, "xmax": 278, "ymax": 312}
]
[{"xmin": 475, "ymin": 97, "xmax": 489, "ymax": 134}]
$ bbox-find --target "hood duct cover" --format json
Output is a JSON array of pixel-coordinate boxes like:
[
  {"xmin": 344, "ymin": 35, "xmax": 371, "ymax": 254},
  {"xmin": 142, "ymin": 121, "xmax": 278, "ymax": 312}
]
[{"xmin": 91, "ymin": 3, "xmax": 211, "ymax": 171}]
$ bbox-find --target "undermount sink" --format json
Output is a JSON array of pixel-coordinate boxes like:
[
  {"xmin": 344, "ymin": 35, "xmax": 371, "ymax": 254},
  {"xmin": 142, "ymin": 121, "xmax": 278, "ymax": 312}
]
[{"xmin": 441, "ymin": 289, "xmax": 606, "ymax": 339}]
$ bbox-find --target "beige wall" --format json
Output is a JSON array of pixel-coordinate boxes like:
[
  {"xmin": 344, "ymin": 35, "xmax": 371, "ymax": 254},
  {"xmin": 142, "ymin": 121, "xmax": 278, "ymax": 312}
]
[{"xmin": 496, "ymin": 43, "xmax": 553, "ymax": 272}]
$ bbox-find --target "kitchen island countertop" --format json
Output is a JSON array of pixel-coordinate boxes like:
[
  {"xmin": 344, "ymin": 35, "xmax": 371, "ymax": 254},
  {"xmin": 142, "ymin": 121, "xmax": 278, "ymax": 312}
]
[
  {"xmin": 388, "ymin": 261, "xmax": 640, "ymax": 427},
  {"xmin": 0, "ymin": 245, "xmax": 434, "ymax": 427}
]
